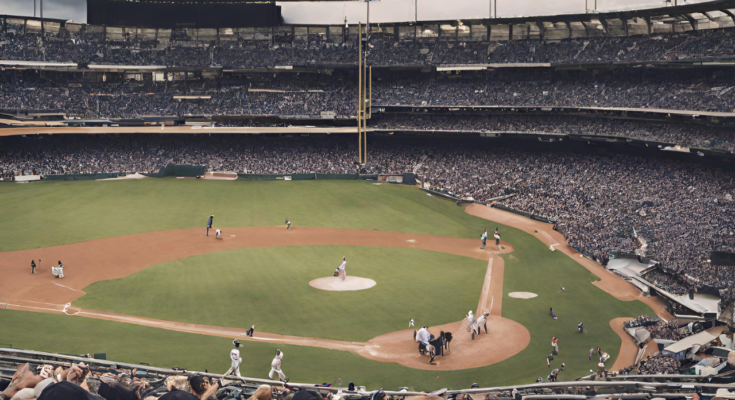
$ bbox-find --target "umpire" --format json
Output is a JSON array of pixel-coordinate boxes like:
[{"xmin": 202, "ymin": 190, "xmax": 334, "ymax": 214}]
[
  {"xmin": 31, "ymin": 259, "xmax": 36, "ymax": 274},
  {"xmin": 207, "ymin": 215, "xmax": 214, "ymax": 237}
]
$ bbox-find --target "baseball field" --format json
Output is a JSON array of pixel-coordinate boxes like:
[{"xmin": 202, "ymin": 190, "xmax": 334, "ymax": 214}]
[{"xmin": 0, "ymin": 179, "xmax": 661, "ymax": 390}]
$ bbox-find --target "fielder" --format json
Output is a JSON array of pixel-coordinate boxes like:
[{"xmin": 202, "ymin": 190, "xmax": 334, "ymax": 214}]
[
  {"xmin": 494, "ymin": 228, "xmax": 501, "ymax": 246},
  {"xmin": 268, "ymin": 349, "xmax": 287, "ymax": 382},
  {"xmin": 226, "ymin": 340, "xmax": 242, "ymax": 378},
  {"xmin": 481, "ymin": 229, "xmax": 487, "ymax": 249},
  {"xmin": 207, "ymin": 215, "xmax": 214, "ymax": 237},
  {"xmin": 336, "ymin": 257, "xmax": 347, "ymax": 281},
  {"xmin": 216, "ymin": 229, "xmax": 222, "ymax": 240}
]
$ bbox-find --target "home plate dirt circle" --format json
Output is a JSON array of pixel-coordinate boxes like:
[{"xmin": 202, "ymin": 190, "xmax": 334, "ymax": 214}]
[
  {"xmin": 509, "ymin": 292, "xmax": 538, "ymax": 299},
  {"xmin": 309, "ymin": 276, "xmax": 377, "ymax": 291}
]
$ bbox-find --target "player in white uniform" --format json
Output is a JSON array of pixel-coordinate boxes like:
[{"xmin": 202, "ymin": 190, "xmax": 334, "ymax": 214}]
[
  {"xmin": 472, "ymin": 312, "xmax": 489, "ymax": 339},
  {"xmin": 227, "ymin": 340, "xmax": 242, "ymax": 377},
  {"xmin": 215, "ymin": 229, "xmax": 222, "ymax": 239},
  {"xmin": 336, "ymin": 257, "xmax": 347, "ymax": 281},
  {"xmin": 466, "ymin": 310, "xmax": 475, "ymax": 332},
  {"xmin": 268, "ymin": 349, "xmax": 287, "ymax": 381}
]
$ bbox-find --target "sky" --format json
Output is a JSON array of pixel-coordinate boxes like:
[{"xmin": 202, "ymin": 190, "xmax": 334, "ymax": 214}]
[{"xmin": 0, "ymin": 0, "xmax": 715, "ymax": 24}]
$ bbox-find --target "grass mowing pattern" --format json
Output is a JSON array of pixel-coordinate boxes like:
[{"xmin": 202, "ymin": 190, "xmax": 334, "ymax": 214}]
[
  {"xmin": 0, "ymin": 180, "xmax": 493, "ymax": 252},
  {"xmin": 74, "ymin": 246, "xmax": 487, "ymax": 342}
]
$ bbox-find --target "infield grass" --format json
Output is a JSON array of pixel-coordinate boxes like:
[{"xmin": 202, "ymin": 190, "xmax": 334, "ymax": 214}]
[{"xmin": 74, "ymin": 246, "xmax": 487, "ymax": 341}]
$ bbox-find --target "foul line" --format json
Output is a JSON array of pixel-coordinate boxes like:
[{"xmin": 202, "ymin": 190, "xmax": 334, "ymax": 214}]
[{"xmin": 52, "ymin": 282, "xmax": 78, "ymax": 291}]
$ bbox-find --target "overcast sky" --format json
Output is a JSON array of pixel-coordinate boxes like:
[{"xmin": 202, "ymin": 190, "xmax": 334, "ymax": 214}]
[{"xmin": 0, "ymin": 0, "xmax": 714, "ymax": 24}]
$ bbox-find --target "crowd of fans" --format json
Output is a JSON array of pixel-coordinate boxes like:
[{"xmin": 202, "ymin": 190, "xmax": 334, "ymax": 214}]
[
  {"xmin": 3, "ymin": 67, "xmax": 735, "ymax": 119},
  {"xmin": 1, "ymin": 134, "xmax": 733, "ymax": 301},
  {"xmin": 371, "ymin": 114, "xmax": 735, "ymax": 152},
  {"xmin": 3, "ymin": 26, "xmax": 735, "ymax": 67},
  {"xmin": 620, "ymin": 355, "xmax": 682, "ymax": 375},
  {"xmin": 643, "ymin": 269, "xmax": 692, "ymax": 296},
  {"xmin": 372, "ymin": 69, "xmax": 735, "ymax": 112},
  {"xmin": 645, "ymin": 319, "xmax": 690, "ymax": 341},
  {"xmin": 0, "ymin": 360, "xmax": 321, "ymax": 400},
  {"xmin": 0, "ymin": 72, "xmax": 354, "ymax": 118}
]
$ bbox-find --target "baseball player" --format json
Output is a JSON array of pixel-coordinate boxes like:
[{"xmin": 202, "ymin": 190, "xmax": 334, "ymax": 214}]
[
  {"xmin": 466, "ymin": 310, "xmax": 475, "ymax": 332},
  {"xmin": 227, "ymin": 340, "xmax": 242, "ymax": 378},
  {"xmin": 52, "ymin": 261, "xmax": 65, "ymax": 279},
  {"xmin": 336, "ymin": 257, "xmax": 347, "ymax": 281},
  {"xmin": 268, "ymin": 349, "xmax": 287, "ymax": 382},
  {"xmin": 481, "ymin": 229, "xmax": 487, "ymax": 249},
  {"xmin": 472, "ymin": 312, "xmax": 489, "ymax": 339},
  {"xmin": 409, "ymin": 319, "xmax": 414, "ymax": 328},
  {"xmin": 207, "ymin": 215, "xmax": 214, "ymax": 237},
  {"xmin": 216, "ymin": 229, "xmax": 222, "ymax": 240},
  {"xmin": 425, "ymin": 343, "xmax": 436, "ymax": 364},
  {"xmin": 286, "ymin": 219, "xmax": 291, "ymax": 230},
  {"xmin": 415, "ymin": 326, "xmax": 433, "ymax": 356},
  {"xmin": 494, "ymin": 228, "xmax": 501, "ymax": 246},
  {"xmin": 31, "ymin": 260, "xmax": 36, "ymax": 274}
]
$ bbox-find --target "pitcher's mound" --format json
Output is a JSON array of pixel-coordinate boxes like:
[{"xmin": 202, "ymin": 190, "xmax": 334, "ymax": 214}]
[
  {"xmin": 509, "ymin": 292, "xmax": 538, "ymax": 299},
  {"xmin": 310, "ymin": 276, "xmax": 376, "ymax": 291}
]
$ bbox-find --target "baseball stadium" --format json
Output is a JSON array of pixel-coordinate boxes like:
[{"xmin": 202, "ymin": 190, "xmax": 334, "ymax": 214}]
[{"xmin": 1, "ymin": 0, "xmax": 735, "ymax": 399}]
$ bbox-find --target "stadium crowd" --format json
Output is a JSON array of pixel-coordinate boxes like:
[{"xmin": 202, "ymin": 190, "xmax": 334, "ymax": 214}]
[
  {"xmin": 0, "ymin": 361, "xmax": 306, "ymax": 400},
  {"xmin": 645, "ymin": 319, "xmax": 689, "ymax": 341},
  {"xmin": 372, "ymin": 69, "xmax": 735, "ymax": 113},
  {"xmin": 1, "ymin": 134, "xmax": 733, "ymax": 303},
  {"xmin": 0, "ymin": 73, "xmax": 354, "ymax": 118},
  {"xmin": 3, "ymin": 26, "xmax": 735, "ymax": 66},
  {"xmin": 642, "ymin": 269, "xmax": 692, "ymax": 296},
  {"xmin": 371, "ymin": 114, "xmax": 735, "ymax": 152},
  {"xmin": 619, "ymin": 355, "xmax": 682, "ymax": 375},
  {"xmin": 2, "ymin": 68, "xmax": 735, "ymax": 120}
]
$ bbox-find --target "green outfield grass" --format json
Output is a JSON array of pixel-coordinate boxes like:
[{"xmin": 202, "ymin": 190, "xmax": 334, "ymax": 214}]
[
  {"xmin": 0, "ymin": 180, "xmax": 654, "ymax": 389},
  {"xmin": 74, "ymin": 246, "xmax": 487, "ymax": 341},
  {"xmin": 0, "ymin": 179, "xmax": 497, "ymax": 252}
]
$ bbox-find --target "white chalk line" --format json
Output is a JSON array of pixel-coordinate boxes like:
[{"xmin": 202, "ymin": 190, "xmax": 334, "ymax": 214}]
[{"xmin": 52, "ymin": 282, "xmax": 78, "ymax": 291}]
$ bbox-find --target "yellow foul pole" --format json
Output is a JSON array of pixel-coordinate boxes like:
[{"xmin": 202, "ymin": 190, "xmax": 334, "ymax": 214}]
[{"xmin": 358, "ymin": 23, "xmax": 363, "ymax": 164}]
